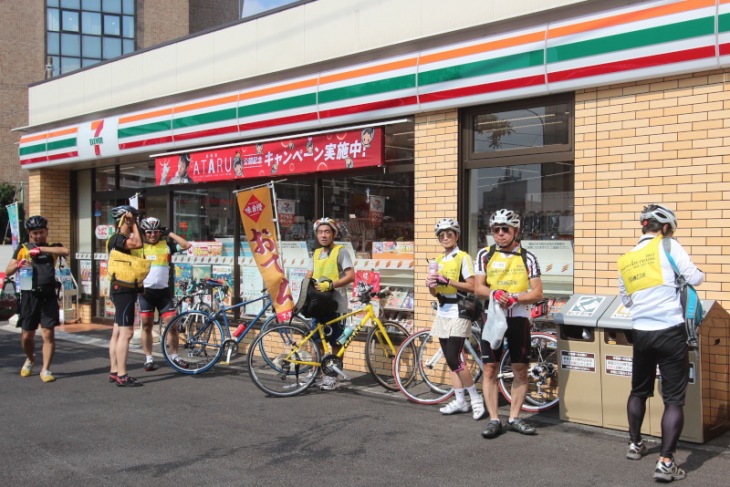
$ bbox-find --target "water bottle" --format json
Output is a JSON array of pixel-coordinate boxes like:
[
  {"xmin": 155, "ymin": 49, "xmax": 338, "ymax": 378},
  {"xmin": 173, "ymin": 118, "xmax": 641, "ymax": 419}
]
[
  {"xmin": 19, "ymin": 263, "xmax": 33, "ymax": 291},
  {"xmin": 428, "ymin": 260, "xmax": 439, "ymax": 277},
  {"xmin": 337, "ymin": 321, "xmax": 356, "ymax": 345},
  {"xmin": 233, "ymin": 323, "xmax": 246, "ymax": 338}
]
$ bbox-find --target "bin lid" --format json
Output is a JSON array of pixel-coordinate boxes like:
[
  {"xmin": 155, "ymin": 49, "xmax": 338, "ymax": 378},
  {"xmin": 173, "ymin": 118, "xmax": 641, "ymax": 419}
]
[
  {"xmin": 597, "ymin": 297, "xmax": 633, "ymax": 330},
  {"xmin": 553, "ymin": 294, "xmax": 617, "ymax": 327}
]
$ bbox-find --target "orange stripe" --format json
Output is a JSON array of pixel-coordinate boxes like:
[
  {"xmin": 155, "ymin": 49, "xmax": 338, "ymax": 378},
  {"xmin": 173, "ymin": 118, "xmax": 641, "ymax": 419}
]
[
  {"xmin": 549, "ymin": 0, "xmax": 715, "ymax": 39},
  {"xmin": 119, "ymin": 107, "xmax": 174, "ymax": 124},
  {"xmin": 319, "ymin": 58, "xmax": 418, "ymax": 84},
  {"xmin": 238, "ymin": 78, "xmax": 318, "ymax": 101},
  {"xmin": 21, "ymin": 127, "xmax": 77, "ymax": 144},
  {"xmin": 420, "ymin": 31, "xmax": 546, "ymax": 65},
  {"xmin": 173, "ymin": 94, "xmax": 239, "ymax": 114}
]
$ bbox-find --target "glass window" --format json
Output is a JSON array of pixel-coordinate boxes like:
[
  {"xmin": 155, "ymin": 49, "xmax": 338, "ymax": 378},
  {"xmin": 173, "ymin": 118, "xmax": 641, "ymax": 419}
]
[
  {"xmin": 82, "ymin": 35, "xmax": 101, "ymax": 58},
  {"xmin": 95, "ymin": 166, "xmax": 116, "ymax": 191},
  {"xmin": 60, "ymin": 33, "xmax": 81, "ymax": 56},
  {"xmin": 82, "ymin": 0, "xmax": 101, "ymax": 10},
  {"xmin": 122, "ymin": 0, "xmax": 134, "ymax": 15},
  {"xmin": 119, "ymin": 161, "xmax": 156, "ymax": 189},
  {"xmin": 103, "ymin": 14, "xmax": 120, "ymax": 35},
  {"xmin": 82, "ymin": 58, "xmax": 100, "ymax": 68},
  {"xmin": 61, "ymin": 0, "xmax": 81, "ymax": 9},
  {"xmin": 122, "ymin": 15, "xmax": 134, "ymax": 38},
  {"xmin": 48, "ymin": 0, "xmax": 60, "ymax": 8},
  {"xmin": 62, "ymin": 10, "xmax": 80, "ymax": 31},
  {"xmin": 102, "ymin": 0, "xmax": 122, "ymax": 14},
  {"xmin": 122, "ymin": 39, "xmax": 134, "ymax": 54},
  {"xmin": 102, "ymin": 36, "xmax": 121, "ymax": 58},
  {"xmin": 47, "ymin": 8, "xmax": 61, "ymax": 31},
  {"xmin": 173, "ymin": 188, "xmax": 235, "ymax": 244},
  {"xmin": 60, "ymin": 56, "xmax": 81, "ymax": 74},
  {"xmin": 81, "ymin": 11, "xmax": 102, "ymax": 35},
  {"xmin": 47, "ymin": 32, "xmax": 60, "ymax": 55},
  {"xmin": 48, "ymin": 56, "xmax": 61, "ymax": 77}
]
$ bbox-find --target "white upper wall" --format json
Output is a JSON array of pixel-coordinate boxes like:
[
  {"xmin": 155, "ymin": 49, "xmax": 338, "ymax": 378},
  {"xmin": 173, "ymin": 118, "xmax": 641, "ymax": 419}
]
[{"xmin": 28, "ymin": 0, "xmax": 593, "ymax": 126}]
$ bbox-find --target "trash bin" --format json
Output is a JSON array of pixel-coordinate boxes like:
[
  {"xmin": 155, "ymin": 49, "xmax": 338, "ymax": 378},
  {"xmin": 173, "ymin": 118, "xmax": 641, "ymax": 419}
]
[
  {"xmin": 597, "ymin": 298, "xmax": 651, "ymax": 435},
  {"xmin": 555, "ymin": 294, "xmax": 616, "ymax": 427}
]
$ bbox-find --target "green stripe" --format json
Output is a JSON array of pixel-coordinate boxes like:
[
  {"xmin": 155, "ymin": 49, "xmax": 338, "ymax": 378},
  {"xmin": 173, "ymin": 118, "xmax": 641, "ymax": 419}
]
[
  {"xmin": 717, "ymin": 12, "xmax": 730, "ymax": 33},
  {"xmin": 318, "ymin": 74, "xmax": 416, "ymax": 104},
  {"xmin": 118, "ymin": 120, "xmax": 171, "ymax": 139},
  {"xmin": 47, "ymin": 138, "xmax": 76, "ymax": 151},
  {"xmin": 19, "ymin": 143, "xmax": 47, "ymax": 156},
  {"xmin": 418, "ymin": 50, "xmax": 543, "ymax": 86},
  {"xmin": 172, "ymin": 107, "xmax": 237, "ymax": 130},
  {"xmin": 238, "ymin": 92, "xmax": 316, "ymax": 118},
  {"xmin": 547, "ymin": 16, "xmax": 714, "ymax": 63}
]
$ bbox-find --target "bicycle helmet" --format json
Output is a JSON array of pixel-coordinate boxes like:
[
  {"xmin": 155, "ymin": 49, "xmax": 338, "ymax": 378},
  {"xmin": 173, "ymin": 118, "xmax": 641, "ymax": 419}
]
[
  {"xmin": 489, "ymin": 209, "xmax": 520, "ymax": 229},
  {"xmin": 111, "ymin": 205, "xmax": 138, "ymax": 221},
  {"xmin": 434, "ymin": 218, "xmax": 460, "ymax": 236},
  {"xmin": 24, "ymin": 215, "xmax": 48, "ymax": 231},
  {"xmin": 140, "ymin": 217, "xmax": 161, "ymax": 232},
  {"xmin": 640, "ymin": 203, "xmax": 677, "ymax": 231},
  {"xmin": 313, "ymin": 217, "xmax": 339, "ymax": 237}
]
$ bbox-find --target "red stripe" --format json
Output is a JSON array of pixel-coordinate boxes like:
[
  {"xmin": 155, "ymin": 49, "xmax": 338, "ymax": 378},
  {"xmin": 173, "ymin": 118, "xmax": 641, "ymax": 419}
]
[
  {"xmin": 238, "ymin": 112, "xmax": 318, "ymax": 132},
  {"xmin": 47, "ymin": 151, "xmax": 79, "ymax": 161},
  {"xmin": 319, "ymin": 96, "xmax": 418, "ymax": 119},
  {"xmin": 418, "ymin": 75, "xmax": 545, "ymax": 104},
  {"xmin": 20, "ymin": 155, "xmax": 49, "ymax": 165},
  {"xmin": 548, "ymin": 45, "xmax": 715, "ymax": 82},
  {"xmin": 119, "ymin": 135, "xmax": 174, "ymax": 150},
  {"xmin": 718, "ymin": 42, "xmax": 730, "ymax": 56},
  {"xmin": 173, "ymin": 125, "xmax": 239, "ymax": 142}
]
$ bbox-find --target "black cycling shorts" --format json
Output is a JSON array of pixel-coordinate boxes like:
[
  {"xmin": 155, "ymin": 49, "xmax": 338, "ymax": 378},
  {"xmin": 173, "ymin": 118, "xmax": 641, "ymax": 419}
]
[
  {"xmin": 111, "ymin": 291, "xmax": 137, "ymax": 327},
  {"xmin": 138, "ymin": 288, "xmax": 175, "ymax": 318},
  {"xmin": 631, "ymin": 324, "xmax": 689, "ymax": 406},
  {"xmin": 17, "ymin": 289, "xmax": 60, "ymax": 331},
  {"xmin": 481, "ymin": 316, "xmax": 531, "ymax": 364}
]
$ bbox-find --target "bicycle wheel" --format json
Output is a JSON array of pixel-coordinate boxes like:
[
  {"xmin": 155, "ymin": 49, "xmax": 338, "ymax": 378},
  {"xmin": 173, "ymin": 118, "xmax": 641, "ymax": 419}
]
[
  {"xmin": 161, "ymin": 310, "xmax": 224, "ymax": 375},
  {"xmin": 259, "ymin": 313, "xmax": 310, "ymax": 334},
  {"xmin": 498, "ymin": 332, "xmax": 559, "ymax": 412},
  {"xmin": 248, "ymin": 325, "xmax": 320, "ymax": 397},
  {"xmin": 365, "ymin": 320, "xmax": 413, "ymax": 391}
]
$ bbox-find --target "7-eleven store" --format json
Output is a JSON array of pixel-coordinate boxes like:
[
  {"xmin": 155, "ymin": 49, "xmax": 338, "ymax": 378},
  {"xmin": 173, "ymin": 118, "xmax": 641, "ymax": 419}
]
[{"xmin": 17, "ymin": 0, "xmax": 730, "ymax": 428}]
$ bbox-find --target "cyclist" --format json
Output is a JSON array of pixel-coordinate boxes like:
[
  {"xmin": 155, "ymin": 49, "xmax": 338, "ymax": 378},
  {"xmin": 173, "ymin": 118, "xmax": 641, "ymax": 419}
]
[
  {"xmin": 475, "ymin": 209, "xmax": 543, "ymax": 438},
  {"xmin": 617, "ymin": 204, "xmax": 703, "ymax": 482},
  {"xmin": 427, "ymin": 219, "xmax": 485, "ymax": 420},
  {"xmin": 4, "ymin": 215, "xmax": 69, "ymax": 383},
  {"xmin": 304, "ymin": 217, "xmax": 355, "ymax": 390},
  {"xmin": 107, "ymin": 205, "xmax": 144, "ymax": 387},
  {"xmin": 133, "ymin": 217, "xmax": 191, "ymax": 371}
]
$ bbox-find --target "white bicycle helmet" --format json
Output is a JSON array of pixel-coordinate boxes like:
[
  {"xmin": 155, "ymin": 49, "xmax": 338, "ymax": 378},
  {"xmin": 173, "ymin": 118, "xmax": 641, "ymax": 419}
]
[
  {"xmin": 489, "ymin": 209, "xmax": 520, "ymax": 229},
  {"xmin": 434, "ymin": 218, "xmax": 460, "ymax": 236},
  {"xmin": 313, "ymin": 217, "xmax": 339, "ymax": 237},
  {"xmin": 640, "ymin": 204, "xmax": 677, "ymax": 231},
  {"xmin": 140, "ymin": 217, "xmax": 161, "ymax": 232}
]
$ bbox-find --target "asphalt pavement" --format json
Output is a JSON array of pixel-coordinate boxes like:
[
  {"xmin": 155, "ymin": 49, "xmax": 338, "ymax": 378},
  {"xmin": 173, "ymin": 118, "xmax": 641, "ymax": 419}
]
[{"xmin": 1, "ymin": 323, "xmax": 728, "ymax": 487}]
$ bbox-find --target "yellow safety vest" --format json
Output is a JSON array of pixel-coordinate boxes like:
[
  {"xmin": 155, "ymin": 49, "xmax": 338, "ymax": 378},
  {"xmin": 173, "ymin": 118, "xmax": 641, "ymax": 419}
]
[
  {"xmin": 132, "ymin": 241, "xmax": 169, "ymax": 267},
  {"xmin": 313, "ymin": 245, "xmax": 342, "ymax": 282},
  {"xmin": 617, "ymin": 235, "xmax": 664, "ymax": 296},
  {"xmin": 435, "ymin": 250, "xmax": 468, "ymax": 294},
  {"xmin": 486, "ymin": 249, "xmax": 529, "ymax": 294}
]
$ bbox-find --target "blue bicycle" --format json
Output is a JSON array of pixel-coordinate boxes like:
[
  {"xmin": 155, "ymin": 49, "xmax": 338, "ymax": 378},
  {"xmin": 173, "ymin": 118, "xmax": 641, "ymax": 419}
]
[{"xmin": 161, "ymin": 286, "xmax": 308, "ymax": 375}]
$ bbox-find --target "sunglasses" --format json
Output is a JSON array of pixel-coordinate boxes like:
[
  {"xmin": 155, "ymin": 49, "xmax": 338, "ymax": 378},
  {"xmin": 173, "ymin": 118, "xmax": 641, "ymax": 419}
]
[
  {"xmin": 145, "ymin": 230, "xmax": 160, "ymax": 235},
  {"xmin": 491, "ymin": 226, "xmax": 512, "ymax": 234}
]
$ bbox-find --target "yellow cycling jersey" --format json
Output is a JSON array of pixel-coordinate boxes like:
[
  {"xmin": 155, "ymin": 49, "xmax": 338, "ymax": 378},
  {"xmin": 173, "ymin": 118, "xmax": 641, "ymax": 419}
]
[
  {"xmin": 435, "ymin": 250, "xmax": 469, "ymax": 294},
  {"xmin": 486, "ymin": 249, "xmax": 529, "ymax": 294},
  {"xmin": 313, "ymin": 245, "xmax": 342, "ymax": 282},
  {"xmin": 617, "ymin": 235, "xmax": 664, "ymax": 296},
  {"xmin": 131, "ymin": 241, "xmax": 169, "ymax": 267}
]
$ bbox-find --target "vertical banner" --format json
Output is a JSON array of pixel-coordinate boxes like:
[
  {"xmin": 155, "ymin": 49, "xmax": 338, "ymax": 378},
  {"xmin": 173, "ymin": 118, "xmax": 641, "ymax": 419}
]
[
  {"xmin": 6, "ymin": 203, "xmax": 20, "ymax": 250},
  {"xmin": 236, "ymin": 186, "xmax": 294, "ymax": 321}
]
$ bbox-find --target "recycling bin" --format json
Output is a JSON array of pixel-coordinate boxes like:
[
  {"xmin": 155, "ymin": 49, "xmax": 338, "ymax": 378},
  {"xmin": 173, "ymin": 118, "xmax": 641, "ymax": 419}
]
[{"xmin": 555, "ymin": 294, "xmax": 616, "ymax": 427}]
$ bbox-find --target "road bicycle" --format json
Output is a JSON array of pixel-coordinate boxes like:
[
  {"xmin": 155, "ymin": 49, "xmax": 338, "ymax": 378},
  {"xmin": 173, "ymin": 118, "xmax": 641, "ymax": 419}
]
[
  {"xmin": 392, "ymin": 323, "xmax": 559, "ymax": 412},
  {"xmin": 161, "ymin": 289, "xmax": 308, "ymax": 375},
  {"xmin": 247, "ymin": 283, "xmax": 414, "ymax": 397},
  {"xmin": 174, "ymin": 278, "xmax": 229, "ymax": 314}
]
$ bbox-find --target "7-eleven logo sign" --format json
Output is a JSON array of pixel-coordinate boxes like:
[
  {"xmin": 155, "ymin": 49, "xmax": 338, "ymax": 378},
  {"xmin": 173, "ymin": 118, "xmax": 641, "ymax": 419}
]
[
  {"xmin": 243, "ymin": 195, "xmax": 265, "ymax": 222},
  {"xmin": 90, "ymin": 120, "xmax": 104, "ymax": 156}
]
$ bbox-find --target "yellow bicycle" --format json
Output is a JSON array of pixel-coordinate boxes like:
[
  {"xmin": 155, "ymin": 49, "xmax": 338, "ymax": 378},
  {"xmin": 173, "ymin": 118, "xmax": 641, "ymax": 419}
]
[{"xmin": 247, "ymin": 283, "xmax": 415, "ymax": 397}]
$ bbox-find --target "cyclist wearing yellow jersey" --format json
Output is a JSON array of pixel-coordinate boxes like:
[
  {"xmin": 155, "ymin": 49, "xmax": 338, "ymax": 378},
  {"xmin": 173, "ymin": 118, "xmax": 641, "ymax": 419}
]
[
  {"xmin": 475, "ymin": 209, "xmax": 543, "ymax": 439},
  {"xmin": 427, "ymin": 219, "xmax": 485, "ymax": 420},
  {"xmin": 618, "ymin": 204, "xmax": 703, "ymax": 483},
  {"xmin": 304, "ymin": 217, "xmax": 354, "ymax": 390}
]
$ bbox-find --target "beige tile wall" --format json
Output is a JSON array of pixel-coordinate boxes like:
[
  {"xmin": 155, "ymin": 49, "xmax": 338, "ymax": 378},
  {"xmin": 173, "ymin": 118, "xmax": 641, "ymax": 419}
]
[{"xmin": 28, "ymin": 169, "xmax": 71, "ymax": 247}]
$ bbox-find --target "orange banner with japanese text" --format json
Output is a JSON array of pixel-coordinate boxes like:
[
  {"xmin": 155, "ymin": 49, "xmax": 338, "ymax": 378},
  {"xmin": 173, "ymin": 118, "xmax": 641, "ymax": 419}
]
[{"xmin": 236, "ymin": 186, "xmax": 294, "ymax": 322}]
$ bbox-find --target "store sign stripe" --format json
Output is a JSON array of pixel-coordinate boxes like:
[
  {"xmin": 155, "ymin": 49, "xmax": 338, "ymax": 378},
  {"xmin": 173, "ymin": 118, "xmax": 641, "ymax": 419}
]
[
  {"xmin": 238, "ymin": 93, "xmax": 317, "ymax": 118},
  {"xmin": 19, "ymin": 143, "xmax": 47, "ymax": 156},
  {"xmin": 172, "ymin": 125, "xmax": 240, "ymax": 142},
  {"xmin": 548, "ymin": 45, "xmax": 716, "ymax": 82},
  {"xmin": 46, "ymin": 138, "xmax": 77, "ymax": 152},
  {"xmin": 418, "ymin": 50, "xmax": 544, "ymax": 87},
  {"xmin": 547, "ymin": 17, "xmax": 714, "ymax": 63},
  {"xmin": 46, "ymin": 151, "xmax": 78, "ymax": 161},
  {"xmin": 118, "ymin": 121, "xmax": 172, "ymax": 139},
  {"xmin": 238, "ymin": 112, "xmax": 318, "ymax": 132},
  {"xmin": 20, "ymin": 155, "xmax": 49, "ymax": 165},
  {"xmin": 319, "ymin": 96, "xmax": 419, "ymax": 120},
  {"xmin": 317, "ymin": 74, "xmax": 416, "ymax": 104},
  {"xmin": 171, "ymin": 107, "xmax": 237, "ymax": 130},
  {"xmin": 118, "ymin": 135, "xmax": 174, "ymax": 150},
  {"xmin": 419, "ymin": 74, "xmax": 545, "ymax": 104},
  {"xmin": 719, "ymin": 11, "xmax": 730, "ymax": 31}
]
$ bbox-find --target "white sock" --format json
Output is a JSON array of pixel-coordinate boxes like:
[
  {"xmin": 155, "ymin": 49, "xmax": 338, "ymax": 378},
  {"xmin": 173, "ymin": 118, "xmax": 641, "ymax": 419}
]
[
  {"xmin": 454, "ymin": 388, "xmax": 466, "ymax": 403},
  {"xmin": 466, "ymin": 384, "xmax": 479, "ymax": 400},
  {"xmin": 146, "ymin": 355, "xmax": 154, "ymax": 363}
]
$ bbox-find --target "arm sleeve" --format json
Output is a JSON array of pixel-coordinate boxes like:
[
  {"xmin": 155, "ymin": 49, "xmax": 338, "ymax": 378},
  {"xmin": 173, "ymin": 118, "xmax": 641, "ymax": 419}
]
[
  {"xmin": 617, "ymin": 271, "xmax": 632, "ymax": 307},
  {"xmin": 670, "ymin": 239, "xmax": 704, "ymax": 287},
  {"xmin": 525, "ymin": 250, "xmax": 541, "ymax": 278},
  {"xmin": 338, "ymin": 248, "xmax": 354, "ymax": 274},
  {"xmin": 461, "ymin": 253, "xmax": 474, "ymax": 280},
  {"xmin": 474, "ymin": 248, "xmax": 488, "ymax": 276}
]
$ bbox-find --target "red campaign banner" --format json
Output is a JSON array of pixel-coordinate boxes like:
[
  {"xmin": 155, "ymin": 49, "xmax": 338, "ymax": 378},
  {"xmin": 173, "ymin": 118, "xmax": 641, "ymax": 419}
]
[{"xmin": 155, "ymin": 127, "xmax": 383, "ymax": 185}]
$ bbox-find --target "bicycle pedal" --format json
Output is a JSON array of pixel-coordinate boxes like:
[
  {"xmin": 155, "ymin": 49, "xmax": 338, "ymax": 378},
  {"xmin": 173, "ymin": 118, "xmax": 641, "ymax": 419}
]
[{"xmin": 219, "ymin": 361, "xmax": 231, "ymax": 366}]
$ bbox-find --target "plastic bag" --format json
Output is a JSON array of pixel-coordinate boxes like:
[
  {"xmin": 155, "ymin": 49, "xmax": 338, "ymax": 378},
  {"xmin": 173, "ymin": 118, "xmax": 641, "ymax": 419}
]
[{"xmin": 482, "ymin": 292, "xmax": 508, "ymax": 349}]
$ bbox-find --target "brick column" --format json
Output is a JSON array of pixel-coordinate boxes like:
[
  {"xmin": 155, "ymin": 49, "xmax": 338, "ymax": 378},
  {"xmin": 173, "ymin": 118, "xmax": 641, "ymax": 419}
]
[
  {"xmin": 28, "ymin": 169, "xmax": 71, "ymax": 245},
  {"xmin": 413, "ymin": 110, "xmax": 460, "ymax": 330}
]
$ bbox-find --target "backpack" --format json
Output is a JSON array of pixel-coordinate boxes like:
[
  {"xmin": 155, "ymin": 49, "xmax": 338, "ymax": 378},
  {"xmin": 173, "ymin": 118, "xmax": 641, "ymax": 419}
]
[{"xmin": 662, "ymin": 238, "xmax": 703, "ymax": 349}]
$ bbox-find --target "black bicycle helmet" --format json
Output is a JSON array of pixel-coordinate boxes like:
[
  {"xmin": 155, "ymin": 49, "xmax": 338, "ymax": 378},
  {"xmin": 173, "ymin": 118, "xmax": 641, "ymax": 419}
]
[
  {"xmin": 24, "ymin": 215, "xmax": 48, "ymax": 231},
  {"xmin": 140, "ymin": 217, "xmax": 161, "ymax": 232},
  {"xmin": 111, "ymin": 205, "xmax": 138, "ymax": 221}
]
